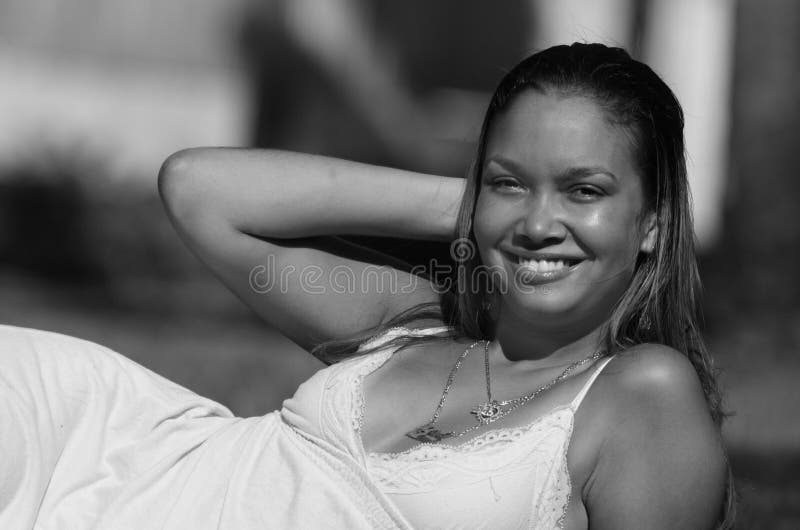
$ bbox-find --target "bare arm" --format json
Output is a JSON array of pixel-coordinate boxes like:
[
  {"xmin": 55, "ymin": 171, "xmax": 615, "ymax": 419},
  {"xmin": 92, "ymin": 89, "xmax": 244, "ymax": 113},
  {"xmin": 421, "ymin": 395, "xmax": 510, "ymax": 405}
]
[
  {"xmin": 586, "ymin": 346, "xmax": 727, "ymax": 529},
  {"xmin": 158, "ymin": 148, "xmax": 465, "ymax": 353}
]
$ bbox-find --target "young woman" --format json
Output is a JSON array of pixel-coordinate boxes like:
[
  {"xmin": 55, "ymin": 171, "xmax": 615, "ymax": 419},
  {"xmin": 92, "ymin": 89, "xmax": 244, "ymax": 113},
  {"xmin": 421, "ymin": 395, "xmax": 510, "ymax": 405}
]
[{"xmin": 1, "ymin": 43, "xmax": 733, "ymax": 529}]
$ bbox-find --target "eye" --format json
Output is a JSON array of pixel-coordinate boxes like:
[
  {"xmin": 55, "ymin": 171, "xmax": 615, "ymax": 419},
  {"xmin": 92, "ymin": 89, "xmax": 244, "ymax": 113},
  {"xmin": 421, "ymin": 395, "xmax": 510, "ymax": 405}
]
[
  {"xmin": 488, "ymin": 176, "xmax": 525, "ymax": 192},
  {"xmin": 569, "ymin": 185, "xmax": 604, "ymax": 201}
]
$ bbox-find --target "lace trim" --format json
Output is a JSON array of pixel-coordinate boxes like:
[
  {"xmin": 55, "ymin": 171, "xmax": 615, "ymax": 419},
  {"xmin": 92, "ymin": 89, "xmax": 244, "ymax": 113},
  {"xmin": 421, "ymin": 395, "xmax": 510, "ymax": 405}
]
[
  {"xmin": 350, "ymin": 334, "xmax": 579, "ymax": 461},
  {"xmin": 366, "ymin": 407, "xmax": 573, "ymax": 461},
  {"xmin": 346, "ymin": 329, "xmax": 575, "ymax": 528},
  {"xmin": 285, "ymin": 421, "xmax": 412, "ymax": 529},
  {"xmin": 365, "ymin": 412, "xmax": 575, "ymax": 528},
  {"xmin": 534, "ymin": 454, "xmax": 572, "ymax": 530},
  {"xmin": 551, "ymin": 427, "xmax": 573, "ymax": 530},
  {"xmin": 317, "ymin": 326, "xmax": 419, "ymax": 458},
  {"xmin": 351, "ymin": 349, "xmax": 394, "ymax": 433},
  {"xmin": 351, "ymin": 326, "xmax": 447, "ymax": 438},
  {"xmin": 556, "ymin": 467, "xmax": 572, "ymax": 530}
]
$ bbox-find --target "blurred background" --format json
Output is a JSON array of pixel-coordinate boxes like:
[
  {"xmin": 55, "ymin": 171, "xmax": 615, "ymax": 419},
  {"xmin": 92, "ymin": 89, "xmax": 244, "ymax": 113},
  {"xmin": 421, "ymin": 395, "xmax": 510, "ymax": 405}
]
[{"xmin": 0, "ymin": 0, "xmax": 797, "ymax": 526}]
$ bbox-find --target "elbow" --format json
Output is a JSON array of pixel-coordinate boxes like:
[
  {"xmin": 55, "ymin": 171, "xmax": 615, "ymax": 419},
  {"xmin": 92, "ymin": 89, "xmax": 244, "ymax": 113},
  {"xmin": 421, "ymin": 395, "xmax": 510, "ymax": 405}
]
[
  {"xmin": 158, "ymin": 148, "xmax": 199, "ymax": 203},
  {"xmin": 158, "ymin": 148, "xmax": 210, "ymax": 222}
]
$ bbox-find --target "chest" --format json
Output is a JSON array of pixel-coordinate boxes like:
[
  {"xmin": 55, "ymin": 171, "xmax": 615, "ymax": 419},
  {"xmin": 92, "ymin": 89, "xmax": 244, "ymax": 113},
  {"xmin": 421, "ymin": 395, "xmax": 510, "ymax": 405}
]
[
  {"xmin": 352, "ymin": 348, "xmax": 600, "ymax": 530},
  {"xmin": 358, "ymin": 345, "xmax": 594, "ymax": 457}
]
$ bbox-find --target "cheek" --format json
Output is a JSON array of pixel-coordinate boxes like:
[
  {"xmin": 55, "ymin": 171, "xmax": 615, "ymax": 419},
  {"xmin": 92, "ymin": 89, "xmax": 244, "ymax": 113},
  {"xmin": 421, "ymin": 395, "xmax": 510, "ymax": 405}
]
[
  {"xmin": 472, "ymin": 195, "xmax": 497, "ymax": 248},
  {"xmin": 472, "ymin": 194, "xmax": 517, "ymax": 258},
  {"xmin": 585, "ymin": 207, "xmax": 643, "ymax": 259}
]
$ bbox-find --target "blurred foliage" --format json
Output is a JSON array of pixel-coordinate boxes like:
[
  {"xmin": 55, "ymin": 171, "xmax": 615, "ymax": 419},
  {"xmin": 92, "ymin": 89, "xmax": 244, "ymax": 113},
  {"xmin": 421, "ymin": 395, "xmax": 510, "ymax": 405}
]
[
  {"xmin": 0, "ymin": 150, "xmax": 107, "ymax": 283},
  {"xmin": 0, "ymin": 146, "xmax": 250, "ymax": 318}
]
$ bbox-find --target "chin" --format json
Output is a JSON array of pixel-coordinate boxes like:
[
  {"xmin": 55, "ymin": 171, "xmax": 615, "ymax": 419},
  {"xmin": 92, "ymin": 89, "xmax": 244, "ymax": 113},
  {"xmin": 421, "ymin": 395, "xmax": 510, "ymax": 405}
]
[
  {"xmin": 499, "ymin": 276, "xmax": 626, "ymax": 329},
  {"xmin": 501, "ymin": 288, "xmax": 585, "ymax": 323}
]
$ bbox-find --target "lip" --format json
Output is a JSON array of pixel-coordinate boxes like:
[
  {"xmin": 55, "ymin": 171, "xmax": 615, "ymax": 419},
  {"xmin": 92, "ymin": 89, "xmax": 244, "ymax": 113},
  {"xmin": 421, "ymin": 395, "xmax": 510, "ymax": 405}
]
[
  {"xmin": 501, "ymin": 249, "xmax": 586, "ymax": 262},
  {"xmin": 501, "ymin": 250, "xmax": 585, "ymax": 285}
]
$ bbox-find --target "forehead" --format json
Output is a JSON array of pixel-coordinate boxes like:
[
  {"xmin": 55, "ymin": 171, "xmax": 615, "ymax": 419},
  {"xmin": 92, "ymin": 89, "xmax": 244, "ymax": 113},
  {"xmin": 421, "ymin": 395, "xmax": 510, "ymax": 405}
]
[{"xmin": 485, "ymin": 90, "xmax": 639, "ymax": 178}]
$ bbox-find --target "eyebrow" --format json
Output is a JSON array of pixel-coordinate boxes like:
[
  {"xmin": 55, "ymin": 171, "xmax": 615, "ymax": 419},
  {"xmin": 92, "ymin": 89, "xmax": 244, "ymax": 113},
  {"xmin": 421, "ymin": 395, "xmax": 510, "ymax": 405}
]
[{"xmin": 485, "ymin": 156, "xmax": 618, "ymax": 183}]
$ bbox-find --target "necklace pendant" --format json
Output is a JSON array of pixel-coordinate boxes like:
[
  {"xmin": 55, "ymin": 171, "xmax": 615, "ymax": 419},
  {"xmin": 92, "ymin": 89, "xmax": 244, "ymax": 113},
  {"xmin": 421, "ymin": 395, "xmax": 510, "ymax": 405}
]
[
  {"xmin": 405, "ymin": 422, "xmax": 454, "ymax": 443},
  {"xmin": 470, "ymin": 400, "xmax": 503, "ymax": 425}
]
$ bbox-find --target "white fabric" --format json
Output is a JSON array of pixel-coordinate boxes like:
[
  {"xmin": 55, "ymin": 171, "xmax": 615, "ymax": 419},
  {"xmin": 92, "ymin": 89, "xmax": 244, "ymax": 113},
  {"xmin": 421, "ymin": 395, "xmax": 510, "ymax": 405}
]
[
  {"xmin": 356, "ymin": 328, "xmax": 614, "ymax": 530},
  {"xmin": 0, "ymin": 324, "xmax": 613, "ymax": 529},
  {"xmin": 0, "ymin": 325, "xmax": 409, "ymax": 529}
]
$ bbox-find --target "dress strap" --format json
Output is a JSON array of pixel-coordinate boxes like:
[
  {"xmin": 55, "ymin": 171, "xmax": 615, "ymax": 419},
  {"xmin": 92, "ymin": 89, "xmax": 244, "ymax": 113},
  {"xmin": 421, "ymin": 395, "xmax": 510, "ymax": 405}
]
[
  {"xmin": 406, "ymin": 326, "xmax": 452, "ymax": 335},
  {"xmin": 569, "ymin": 356, "xmax": 615, "ymax": 410},
  {"xmin": 356, "ymin": 325, "xmax": 452, "ymax": 353}
]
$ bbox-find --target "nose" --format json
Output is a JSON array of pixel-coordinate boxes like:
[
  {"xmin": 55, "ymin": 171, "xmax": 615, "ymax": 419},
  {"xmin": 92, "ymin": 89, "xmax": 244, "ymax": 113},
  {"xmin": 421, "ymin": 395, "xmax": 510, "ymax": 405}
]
[{"xmin": 515, "ymin": 193, "xmax": 567, "ymax": 246}]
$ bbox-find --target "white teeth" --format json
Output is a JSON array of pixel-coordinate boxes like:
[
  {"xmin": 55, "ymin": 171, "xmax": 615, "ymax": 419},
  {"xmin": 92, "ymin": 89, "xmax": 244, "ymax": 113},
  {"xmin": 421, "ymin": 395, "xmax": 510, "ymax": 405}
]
[{"xmin": 518, "ymin": 258, "xmax": 572, "ymax": 272}]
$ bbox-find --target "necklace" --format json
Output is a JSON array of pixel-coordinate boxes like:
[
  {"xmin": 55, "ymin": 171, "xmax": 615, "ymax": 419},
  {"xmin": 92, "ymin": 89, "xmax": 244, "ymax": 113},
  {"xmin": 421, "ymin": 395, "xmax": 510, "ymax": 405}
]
[
  {"xmin": 470, "ymin": 344, "xmax": 603, "ymax": 426},
  {"xmin": 405, "ymin": 340, "xmax": 603, "ymax": 443},
  {"xmin": 404, "ymin": 340, "xmax": 485, "ymax": 443}
]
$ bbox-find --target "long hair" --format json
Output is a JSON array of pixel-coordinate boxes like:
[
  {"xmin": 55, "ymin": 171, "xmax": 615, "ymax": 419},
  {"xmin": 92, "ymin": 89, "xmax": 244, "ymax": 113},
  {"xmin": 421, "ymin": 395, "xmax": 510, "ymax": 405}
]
[{"xmin": 311, "ymin": 42, "xmax": 734, "ymax": 527}]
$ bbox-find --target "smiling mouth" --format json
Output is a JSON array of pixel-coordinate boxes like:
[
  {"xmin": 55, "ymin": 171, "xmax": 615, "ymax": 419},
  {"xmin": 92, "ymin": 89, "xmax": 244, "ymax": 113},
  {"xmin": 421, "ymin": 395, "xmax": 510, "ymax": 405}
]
[
  {"xmin": 504, "ymin": 253, "xmax": 584, "ymax": 273},
  {"xmin": 519, "ymin": 259, "xmax": 580, "ymax": 275}
]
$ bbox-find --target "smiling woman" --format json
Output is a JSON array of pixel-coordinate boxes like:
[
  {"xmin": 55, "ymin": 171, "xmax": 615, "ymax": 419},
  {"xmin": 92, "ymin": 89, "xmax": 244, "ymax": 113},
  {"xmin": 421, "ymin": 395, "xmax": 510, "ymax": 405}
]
[
  {"xmin": 1, "ymin": 43, "xmax": 733, "ymax": 529},
  {"xmin": 475, "ymin": 92, "xmax": 658, "ymax": 332}
]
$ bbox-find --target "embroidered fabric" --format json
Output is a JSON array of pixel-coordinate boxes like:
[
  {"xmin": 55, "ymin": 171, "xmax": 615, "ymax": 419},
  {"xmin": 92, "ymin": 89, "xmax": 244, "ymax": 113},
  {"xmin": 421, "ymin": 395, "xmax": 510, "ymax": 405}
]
[{"xmin": 333, "ymin": 326, "xmax": 614, "ymax": 530}]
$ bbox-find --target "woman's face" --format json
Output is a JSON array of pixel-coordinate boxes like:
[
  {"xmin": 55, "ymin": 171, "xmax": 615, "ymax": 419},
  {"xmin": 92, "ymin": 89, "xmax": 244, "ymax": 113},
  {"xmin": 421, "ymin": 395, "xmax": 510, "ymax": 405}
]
[{"xmin": 473, "ymin": 90, "xmax": 657, "ymax": 327}]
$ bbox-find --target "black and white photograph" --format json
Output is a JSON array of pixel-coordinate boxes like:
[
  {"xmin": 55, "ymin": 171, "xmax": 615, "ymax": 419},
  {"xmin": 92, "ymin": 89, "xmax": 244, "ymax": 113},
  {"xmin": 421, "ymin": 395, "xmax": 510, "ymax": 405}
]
[{"xmin": 0, "ymin": 0, "xmax": 798, "ymax": 528}]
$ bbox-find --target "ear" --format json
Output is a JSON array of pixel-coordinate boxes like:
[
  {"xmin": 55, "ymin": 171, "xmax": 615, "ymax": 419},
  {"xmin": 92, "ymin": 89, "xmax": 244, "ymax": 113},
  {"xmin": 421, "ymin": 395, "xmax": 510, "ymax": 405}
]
[{"xmin": 639, "ymin": 211, "xmax": 659, "ymax": 254}]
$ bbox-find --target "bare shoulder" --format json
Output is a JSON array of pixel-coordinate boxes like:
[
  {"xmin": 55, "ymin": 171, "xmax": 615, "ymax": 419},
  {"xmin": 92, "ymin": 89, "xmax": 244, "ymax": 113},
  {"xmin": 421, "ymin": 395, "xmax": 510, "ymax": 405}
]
[
  {"xmin": 585, "ymin": 344, "xmax": 728, "ymax": 529},
  {"xmin": 599, "ymin": 343, "xmax": 721, "ymax": 457},
  {"xmin": 604, "ymin": 343, "xmax": 708, "ymax": 402}
]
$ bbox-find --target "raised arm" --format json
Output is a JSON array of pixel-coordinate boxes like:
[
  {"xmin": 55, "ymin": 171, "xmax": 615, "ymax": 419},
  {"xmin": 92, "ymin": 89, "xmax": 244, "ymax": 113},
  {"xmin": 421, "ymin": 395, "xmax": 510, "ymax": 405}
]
[{"xmin": 158, "ymin": 148, "xmax": 465, "ymax": 354}]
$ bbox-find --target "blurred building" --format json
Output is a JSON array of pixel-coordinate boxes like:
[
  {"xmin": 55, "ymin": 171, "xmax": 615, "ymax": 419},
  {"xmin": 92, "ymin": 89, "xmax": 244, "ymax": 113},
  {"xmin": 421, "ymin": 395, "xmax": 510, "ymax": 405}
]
[
  {"xmin": 531, "ymin": 0, "xmax": 735, "ymax": 250},
  {"xmin": 0, "ymin": 0, "xmax": 250, "ymax": 183}
]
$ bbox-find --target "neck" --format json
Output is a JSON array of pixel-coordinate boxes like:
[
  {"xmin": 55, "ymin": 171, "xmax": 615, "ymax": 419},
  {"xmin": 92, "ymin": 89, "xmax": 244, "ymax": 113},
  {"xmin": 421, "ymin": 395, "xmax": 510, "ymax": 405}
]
[{"xmin": 492, "ymin": 307, "xmax": 607, "ymax": 364}]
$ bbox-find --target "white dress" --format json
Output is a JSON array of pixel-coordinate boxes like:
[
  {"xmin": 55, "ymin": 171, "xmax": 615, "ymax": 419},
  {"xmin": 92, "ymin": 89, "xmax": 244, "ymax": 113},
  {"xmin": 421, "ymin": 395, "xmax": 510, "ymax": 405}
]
[{"xmin": 0, "ymin": 324, "xmax": 612, "ymax": 529}]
